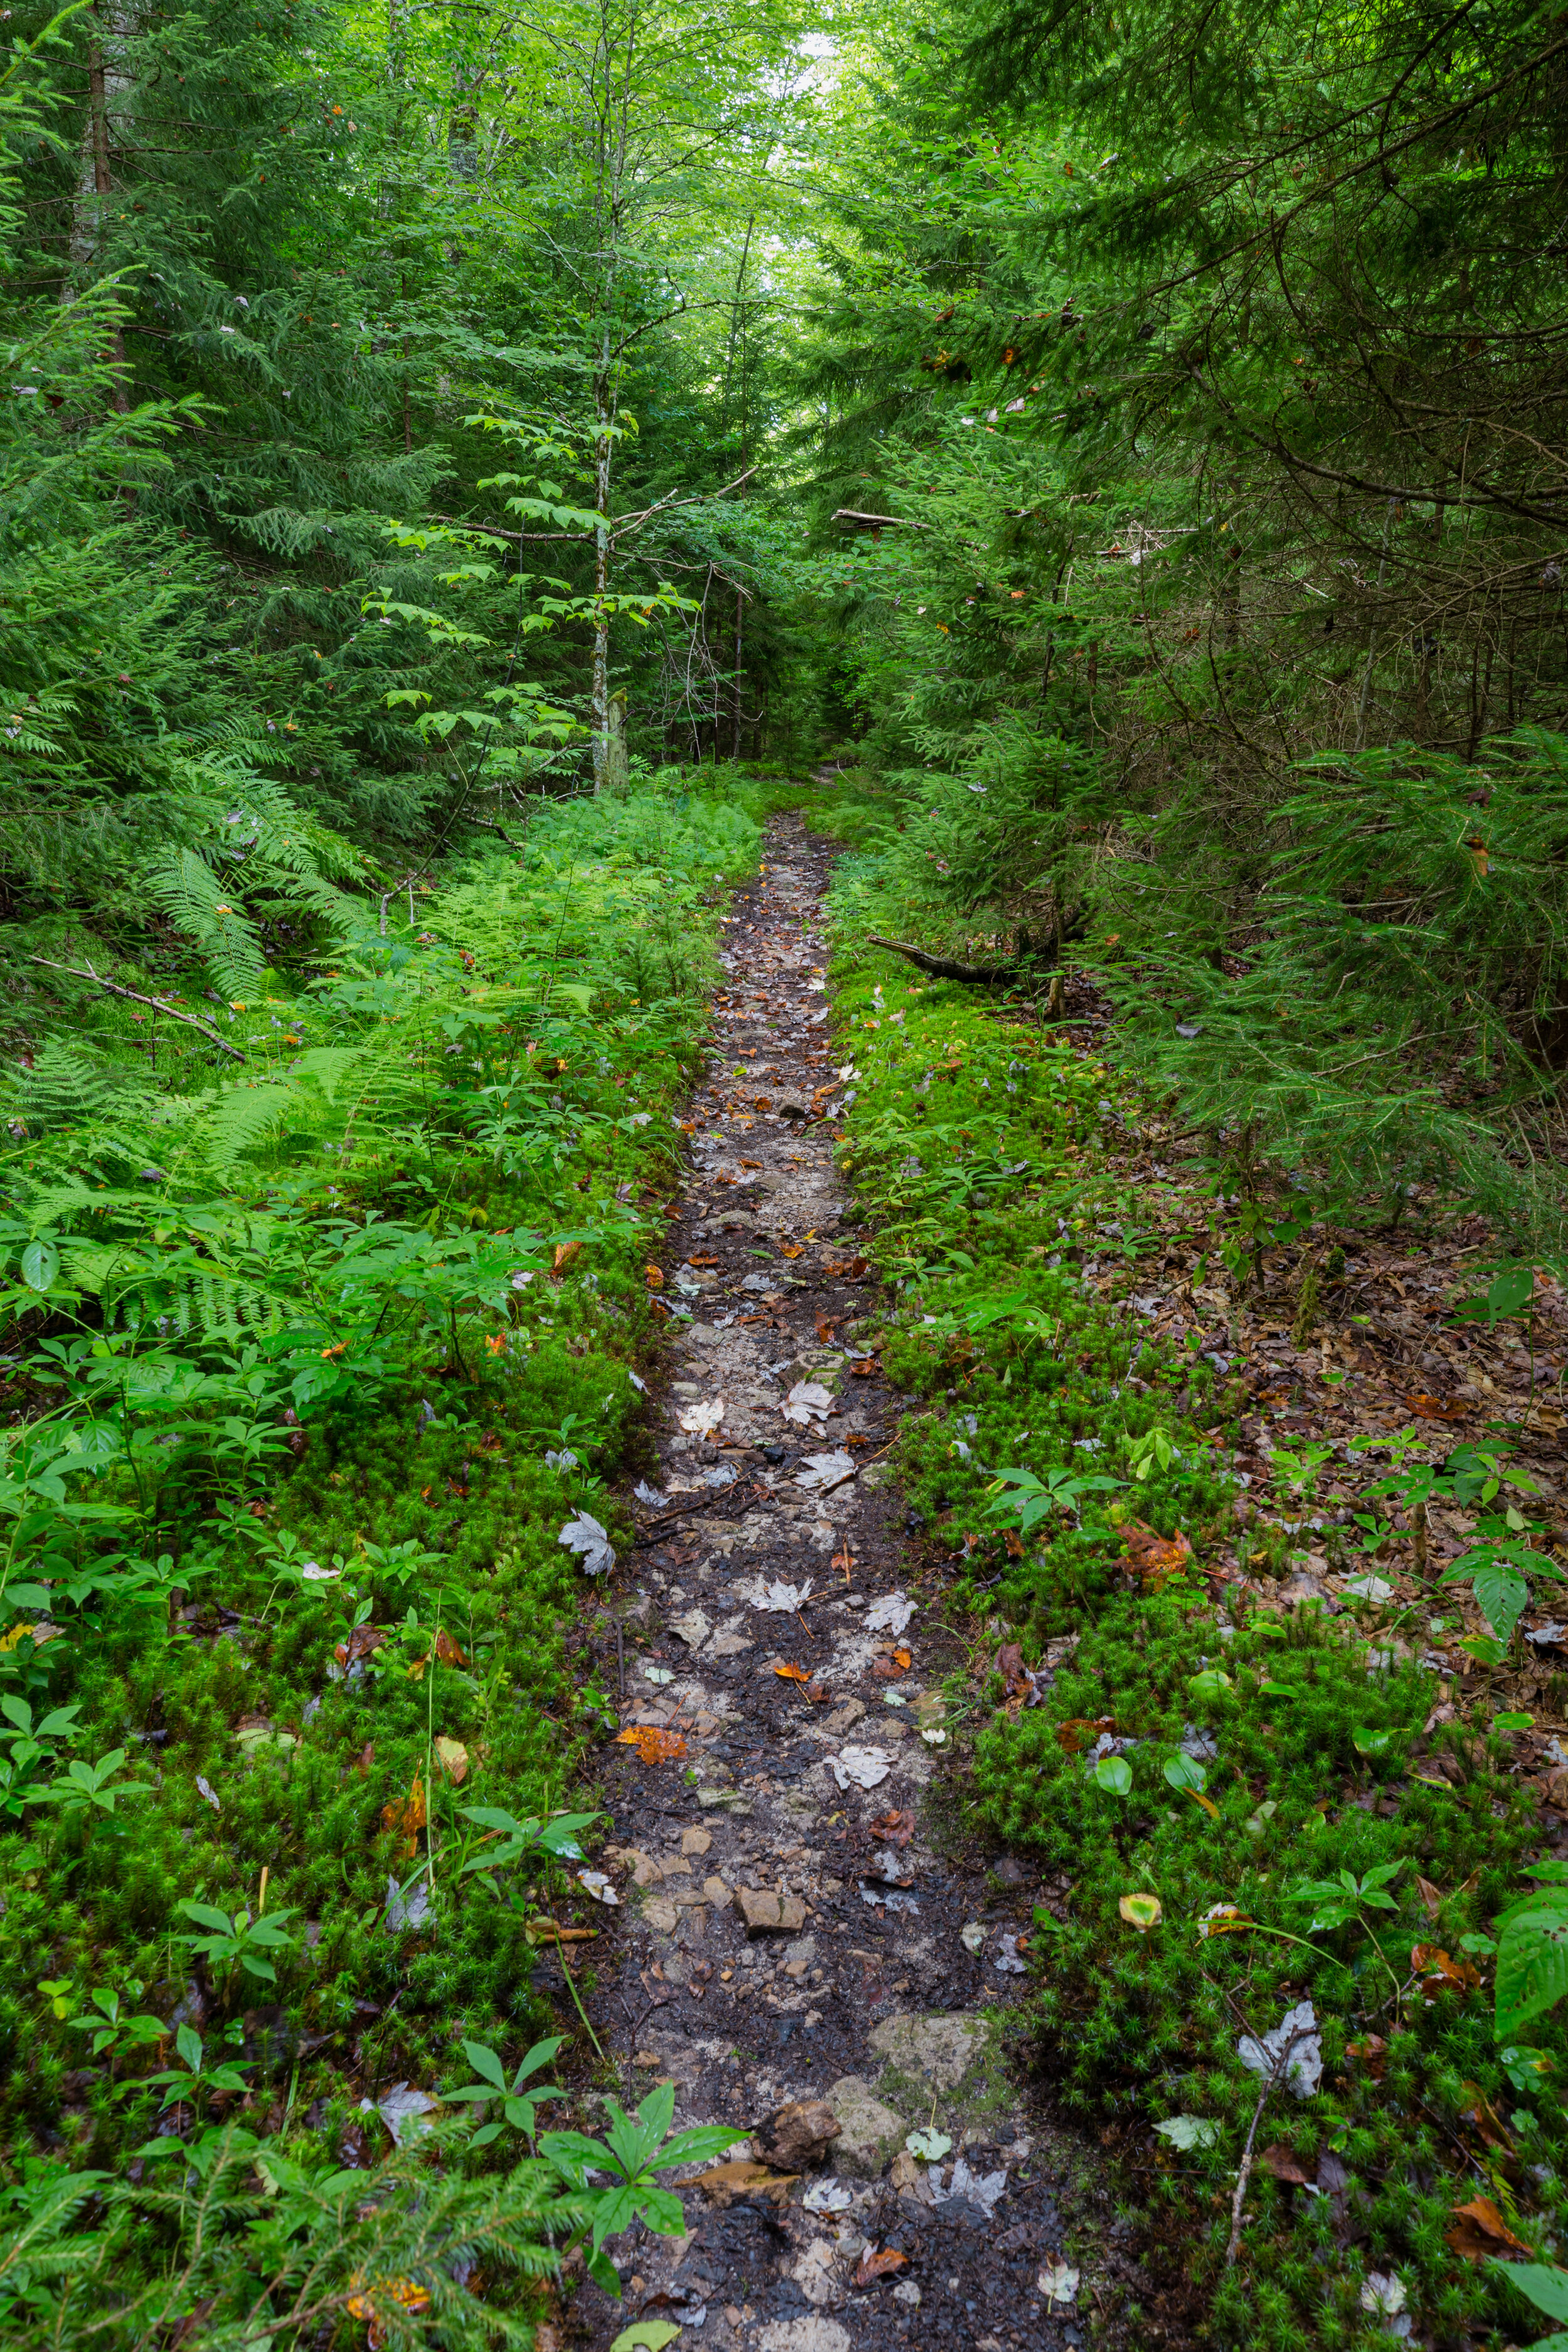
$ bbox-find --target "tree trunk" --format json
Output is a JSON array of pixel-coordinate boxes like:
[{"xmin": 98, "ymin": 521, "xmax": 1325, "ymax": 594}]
[
  {"xmin": 591, "ymin": 344, "xmax": 613, "ymax": 792},
  {"xmin": 70, "ymin": 6, "xmax": 132, "ymax": 413},
  {"xmin": 733, "ymin": 586, "xmax": 744, "ymax": 760}
]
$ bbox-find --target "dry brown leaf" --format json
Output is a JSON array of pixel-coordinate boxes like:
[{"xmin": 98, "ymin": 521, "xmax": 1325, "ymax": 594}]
[
  {"xmin": 434, "ymin": 1737, "xmax": 469, "ymax": 1785},
  {"xmin": 777, "ymin": 1242, "xmax": 803, "ymax": 1261},
  {"xmin": 1446, "ymin": 2194, "xmax": 1528, "ymax": 2260},
  {"xmin": 615, "ymin": 1726, "xmax": 688, "ymax": 1764},
  {"xmin": 1056, "ymin": 1715, "xmax": 1116, "ymax": 1755},
  {"xmin": 552, "ymin": 1241, "xmax": 582, "ymax": 1278},
  {"xmin": 1407, "ymin": 1393, "xmax": 1468, "ymax": 1422},
  {"xmin": 334, "ymin": 1624, "xmax": 388, "ymax": 1671},
  {"xmin": 644, "ymin": 1263, "xmax": 665, "ymax": 1291},
  {"xmin": 1121, "ymin": 1521, "xmax": 1194, "ymax": 1589},
  {"xmin": 1416, "ymin": 1874, "xmax": 1444, "ymax": 1919},
  {"xmin": 382, "ymin": 1774, "xmax": 426, "ymax": 1857},
  {"xmin": 1458, "ymin": 2082, "xmax": 1516, "ymax": 2154},
  {"xmin": 847, "ymin": 1355, "xmax": 880, "ymax": 1376},
  {"xmin": 869, "ymin": 1808, "xmax": 916, "ymax": 1846},
  {"xmin": 1258, "ymin": 2143, "xmax": 1315, "ymax": 2186},
  {"xmin": 815, "ymin": 1314, "xmax": 839, "ymax": 1343},
  {"xmin": 1346, "ymin": 2033, "xmax": 1388, "ymax": 2079},
  {"xmin": 691, "ymin": 2159, "xmax": 796, "ymax": 2207},
  {"xmin": 1411, "ymin": 1942, "xmax": 1481, "ymax": 1998},
  {"xmin": 852, "ymin": 2247, "xmax": 909, "ymax": 2289}
]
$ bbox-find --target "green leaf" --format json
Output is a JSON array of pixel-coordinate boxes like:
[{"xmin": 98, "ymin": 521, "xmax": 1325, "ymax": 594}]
[
  {"xmin": 461, "ymin": 2040, "xmax": 508, "ymax": 2092},
  {"xmin": 610, "ymin": 2326, "xmax": 681, "ymax": 2352},
  {"xmin": 20, "ymin": 1240, "xmax": 59, "ymax": 1293},
  {"xmin": 1497, "ymin": 1896, "xmax": 1568, "ymax": 2039},
  {"xmin": 1094, "ymin": 1754, "xmax": 1133, "ymax": 1797},
  {"xmin": 175, "ymin": 2023, "xmax": 202, "ymax": 2075},
  {"xmin": 1490, "ymin": 2260, "xmax": 1568, "ymax": 2323},
  {"xmin": 1154, "ymin": 2114, "xmax": 1219, "ymax": 2149},
  {"xmin": 1163, "ymin": 1754, "xmax": 1207, "ymax": 1794},
  {"xmin": 176, "ymin": 1901, "xmax": 234, "ymax": 1935}
]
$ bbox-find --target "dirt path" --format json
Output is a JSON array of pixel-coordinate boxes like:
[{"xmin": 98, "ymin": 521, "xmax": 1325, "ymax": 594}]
[{"xmin": 574, "ymin": 815, "xmax": 1105, "ymax": 2352}]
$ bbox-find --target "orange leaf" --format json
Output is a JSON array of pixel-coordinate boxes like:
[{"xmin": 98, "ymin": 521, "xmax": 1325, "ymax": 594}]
[
  {"xmin": 778, "ymin": 1242, "xmax": 803, "ymax": 1260},
  {"xmin": 1121, "ymin": 1521, "xmax": 1194, "ymax": 1588},
  {"xmin": 815, "ymin": 1315, "xmax": 839, "ymax": 1344},
  {"xmin": 869, "ymin": 1808, "xmax": 916, "ymax": 1846},
  {"xmin": 1446, "ymin": 2194, "xmax": 1527, "ymax": 2260},
  {"xmin": 687, "ymin": 1254, "xmax": 721, "ymax": 1268},
  {"xmin": 740, "ymin": 1158, "xmax": 763, "ymax": 1168},
  {"xmin": 615, "ymin": 1726, "xmax": 687, "ymax": 1764},
  {"xmin": 435, "ymin": 1736, "xmax": 469, "ymax": 1784},
  {"xmin": 853, "ymin": 2247, "xmax": 909, "ymax": 2288},
  {"xmin": 644, "ymin": 1263, "xmax": 665, "ymax": 1290},
  {"xmin": 382, "ymin": 1774, "xmax": 426, "ymax": 1857},
  {"xmin": 1346, "ymin": 2033, "xmax": 1387, "ymax": 2079},
  {"xmin": 774, "ymin": 1663, "xmax": 813, "ymax": 1684},
  {"xmin": 1411, "ymin": 1942, "xmax": 1480, "ymax": 1997},
  {"xmin": 892, "ymin": 1646, "xmax": 911, "ymax": 1670},
  {"xmin": 552, "ymin": 1241, "xmax": 581, "ymax": 1277},
  {"xmin": 847, "ymin": 1355, "xmax": 879, "ymax": 1376},
  {"xmin": 1407, "ymin": 1393, "xmax": 1468, "ymax": 1422}
]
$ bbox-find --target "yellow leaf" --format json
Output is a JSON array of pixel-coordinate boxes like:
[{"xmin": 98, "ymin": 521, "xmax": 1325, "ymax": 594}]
[{"xmin": 1119, "ymin": 1892, "xmax": 1163, "ymax": 1931}]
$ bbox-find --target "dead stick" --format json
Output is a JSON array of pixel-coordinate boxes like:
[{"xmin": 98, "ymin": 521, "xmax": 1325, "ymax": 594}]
[
  {"xmin": 27, "ymin": 956, "xmax": 246, "ymax": 1062},
  {"xmin": 1226, "ymin": 2025, "xmax": 1313, "ymax": 2267}
]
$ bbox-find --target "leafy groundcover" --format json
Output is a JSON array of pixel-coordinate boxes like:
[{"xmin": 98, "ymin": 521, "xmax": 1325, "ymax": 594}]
[
  {"xmin": 0, "ymin": 778, "xmax": 758, "ymax": 2346},
  {"xmin": 818, "ymin": 800, "xmax": 1568, "ymax": 2352}
]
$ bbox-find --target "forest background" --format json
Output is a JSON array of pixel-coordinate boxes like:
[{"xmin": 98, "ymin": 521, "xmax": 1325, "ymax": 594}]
[{"xmin": 4, "ymin": 0, "xmax": 1568, "ymax": 2343}]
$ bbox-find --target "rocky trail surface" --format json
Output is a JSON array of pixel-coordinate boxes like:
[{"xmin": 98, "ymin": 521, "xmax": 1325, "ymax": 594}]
[{"xmin": 569, "ymin": 816, "xmax": 1119, "ymax": 2352}]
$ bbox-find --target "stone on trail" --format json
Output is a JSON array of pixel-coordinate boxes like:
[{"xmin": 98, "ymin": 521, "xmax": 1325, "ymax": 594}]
[
  {"xmin": 737, "ymin": 1887, "xmax": 808, "ymax": 1934},
  {"xmin": 753, "ymin": 2097, "xmax": 842, "ymax": 2171},
  {"xmin": 824, "ymin": 2074, "xmax": 908, "ymax": 2177},
  {"xmin": 870, "ymin": 2010, "xmax": 992, "ymax": 2090}
]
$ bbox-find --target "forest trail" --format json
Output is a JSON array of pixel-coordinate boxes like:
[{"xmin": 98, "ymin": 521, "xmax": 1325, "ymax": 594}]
[{"xmin": 573, "ymin": 814, "xmax": 1103, "ymax": 2352}]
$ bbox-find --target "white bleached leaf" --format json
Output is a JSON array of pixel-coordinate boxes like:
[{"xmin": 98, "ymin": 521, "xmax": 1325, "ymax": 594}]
[
  {"xmin": 544, "ymin": 1448, "xmax": 579, "ymax": 1473},
  {"xmin": 994, "ymin": 1933, "xmax": 1027, "ymax": 1974},
  {"xmin": 577, "ymin": 1870, "xmax": 620, "ymax": 1905},
  {"xmin": 1154, "ymin": 2114, "xmax": 1219, "ymax": 2150},
  {"xmin": 921, "ymin": 1727, "xmax": 948, "ymax": 1745},
  {"xmin": 739, "ymin": 1271, "xmax": 776, "ymax": 1293},
  {"xmin": 866, "ymin": 1591, "xmax": 916, "ymax": 1635},
  {"xmin": 829, "ymin": 1745, "xmax": 891, "ymax": 1790},
  {"xmin": 300, "ymin": 1560, "xmax": 339, "ymax": 1582},
  {"xmin": 196, "ymin": 1775, "xmax": 221, "ymax": 1813},
  {"xmin": 782, "ymin": 1380, "xmax": 835, "ymax": 1426},
  {"xmin": 678, "ymin": 1397, "xmax": 726, "ymax": 1434},
  {"xmin": 794, "ymin": 1449, "xmax": 854, "ymax": 1493},
  {"xmin": 644, "ymin": 1664, "xmax": 675, "ymax": 1685},
  {"xmin": 633, "ymin": 1480, "xmax": 669, "ymax": 1508},
  {"xmin": 906, "ymin": 2129, "xmax": 952, "ymax": 2163},
  {"xmin": 371, "ymin": 2082, "xmax": 438, "ymax": 2143},
  {"xmin": 1039, "ymin": 2262, "xmax": 1079, "ymax": 2306},
  {"xmin": 946, "ymin": 2155, "xmax": 1007, "ymax": 2214},
  {"xmin": 800, "ymin": 2179, "xmax": 853, "ymax": 2215},
  {"xmin": 1360, "ymin": 2274, "xmax": 1407, "ymax": 2318},
  {"xmin": 628, "ymin": 1370, "xmax": 647, "ymax": 1391},
  {"xmin": 384, "ymin": 1874, "xmax": 431, "ymax": 1935},
  {"xmin": 559, "ymin": 1512, "xmax": 615, "ymax": 1576},
  {"xmin": 755, "ymin": 1578, "xmax": 813, "ymax": 1613},
  {"xmin": 960, "ymin": 1920, "xmax": 986, "ymax": 1954},
  {"xmin": 1236, "ymin": 2000, "xmax": 1322, "ymax": 2100},
  {"xmin": 1341, "ymin": 1574, "xmax": 1394, "ymax": 1603}
]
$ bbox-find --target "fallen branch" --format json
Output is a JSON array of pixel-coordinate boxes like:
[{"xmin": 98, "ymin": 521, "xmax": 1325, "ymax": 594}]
[
  {"xmin": 1226, "ymin": 2024, "xmax": 1315, "ymax": 2267},
  {"xmin": 866, "ymin": 917, "xmax": 1087, "ymax": 988},
  {"xmin": 28, "ymin": 956, "xmax": 246, "ymax": 1062}
]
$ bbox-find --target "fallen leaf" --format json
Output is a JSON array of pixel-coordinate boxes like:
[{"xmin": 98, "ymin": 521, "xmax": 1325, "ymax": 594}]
[
  {"xmin": 644, "ymin": 1264, "xmax": 664, "ymax": 1290},
  {"xmin": 795, "ymin": 1449, "xmax": 855, "ymax": 1493},
  {"xmin": 830, "ymin": 1745, "xmax": 892, "ymax": 1790},
  {"xmin": 1416, "ymin": 1874, "xmax": 1443, "ymax": 1919},
  {"xmin": 1411, "ymin": 1942, "xmax": 1481, "ymax": 1998},
  {"xmin": 777, "ymin": 1242, "xmax": 803, "ymax": 1260},
  {"xmin": 848, "ymin": 1355, "xmax": 880, "ymax": 1376},
  {"xmin": 1038, "ymin": 2261, "xmax": 1079, "ymax": 2306},
  {"xmin": 615, "ymin": 1727, "xmax": 688, "ymax": 1764},
  {"xmin": 865, "ymin": 1590, "xmax": 915, "ymax": 1634},
  {"xmin": 1122, "ymin": 1521, "xmax": 1194, "ymax": 1588},
  {"xmin": 1458, "ymin": 2081, "xmax": 1515, "ymax": 2153},
  {"xmin": 1057, "ymin": 1715, "xmax": 1116, "ymax": 1755},
  {"xmin": 869, "ymin": 1809, "xmax": 916, "ymax": 1846},
  {"xmin": 753, "ymin": 1577, "xmax": 813, "ymax": 1611},
  {"xmin": 552, "ymin": 1241, "xmax": 581, "ymax": 1277},
  {"xmin": 576, "ymin": 1870, "xmax": 621, "ymax": 1906},
  {"xmin": 1196, "ymin": 1904, "xmax": 1255, "ymax": 1937},
  {"xmin": 1407, "ymin": 1393, "xmax": 1468, "ymax": 1421},
  {"xmin": 370, "ymin": 2085, "xmax": 438, "ymax": 2146},
  {"xmin": 1446, "ymin": 2193, "xmax": 1528, "ymax": 2260},
  {"xmin": 1346, "ymin": 2033, "xmax": 1388, "ymax": 2079},
  {"xmin": 559, "ymin": 1511, "xmax": 616, "ymax": 1577},
  {"xmin": 677, "ymin": 1398, "xmax": 726, "ymax": 1436},
  {"xmin": 1258, "ymin": 2143, "xmax": 1315, "ymax": 2185},
  {"xmin": 852, "ymin": 2247, "xmax": 908, "ymax": 2288},
  {"xmin": 382, "ymin": 1775, "xmax": 426, "ymax": 1857},
  {"xmin": 334, "ymin": 1623, "xmax": 388, "ymax": 1671},
  {"xmin": 1237, "ymin": 2000, "xmax": 1322, "ymax": 2099},
  {"xmin": 775, "ymin": 1663, "xmax": 813, "ymax": 1684},
  {"xmin": 434, "ymin": 1736, "xmax": 469, "ymax": 1784},
  {"xmin": 815, "ymin": 1315, "xmax": 839, "ymax": 1344},
  {"xmin": 691, "ymin": 2157, "xmax": 795, "ymax": 2212},
  {"xmin": 687, "ymin": 1254, "xmax": 721, "ymax": 1268},
  {"xmin": 347, "ymin": 2274, "xmax": 432, "ymax": 2347},
  {"xmin": 1119, "ymin": 1892, "xmax": 1162, "ymax": 1931}
]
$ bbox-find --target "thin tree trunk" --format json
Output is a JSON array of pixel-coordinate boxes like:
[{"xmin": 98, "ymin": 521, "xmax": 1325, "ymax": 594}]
[
  {"xmin": 733, "ymin": 587, "xmax": 743, "ymax": 761},
  {"xmin": 70, "ymin": 7, "xmax": 131, "ymax": 413},
  {"xmin": 591, "ymin": 329, "xmax": 614, "ymax": 792}
]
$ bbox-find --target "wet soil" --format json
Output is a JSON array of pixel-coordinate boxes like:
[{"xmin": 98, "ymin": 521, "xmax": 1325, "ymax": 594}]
[{"xmin": 565, "ymin": 815, "xmax": 1142, "ymax": 2352}]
